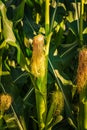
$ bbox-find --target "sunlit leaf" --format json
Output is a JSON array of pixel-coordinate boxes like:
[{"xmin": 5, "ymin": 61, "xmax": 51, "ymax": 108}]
[
  {"xmin": 52, "ymin": 115, "xmax": 63, "ymax": 127},
  {"xmin": 0, "ymin": 1, "xmax": 16, "ymax": 43},
  {"xmin": 83, "ymin": 27, "xmax": 87, "ymax": 34},
  {"xmin": 7, "ymin": 41, "xmax": 30, "ymax": 72}
]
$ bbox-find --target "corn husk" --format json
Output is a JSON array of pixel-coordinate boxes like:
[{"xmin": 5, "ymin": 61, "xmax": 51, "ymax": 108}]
[
  {"xmin": 52, "ymin": 90, "xmax": 64, "ymax": 117},
  {"xmin": 77, "ymin": 48, "xmax": 87, "ymax": 93},
  {"xmin": 31, "ymin": 34, "xmax": 45, "ymax": 78}
]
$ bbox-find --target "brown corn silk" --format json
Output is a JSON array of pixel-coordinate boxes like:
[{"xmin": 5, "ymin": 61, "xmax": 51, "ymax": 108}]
[
  {"xmin": 31, "ymin": 34, "xmax": 45, "ymax": 78},
  {"xmin": 77, "ymin": 48, "xmax": 87, "ymax": 93}
]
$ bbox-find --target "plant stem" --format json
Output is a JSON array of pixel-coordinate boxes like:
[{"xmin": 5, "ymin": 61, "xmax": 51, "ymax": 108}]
[
  {"xmin": 79, "ymin": 0, "xmax": 84, "ymax": 47},
  {"xmin": 45, "ymin": 0, "xmax": 50, "ymax": 35},
  {"xmin": 34, "ymin": 1, "xmax": 52, "ymax": 129},
  {"xmin": 75, "ymin": 0, "xmax": 80, "ymax": 33},
  {"xmin": 78, "ymin": 1, "xmax": 87, "ymax": 130},
  {"xmin": 35, "ymin": 76, "xmax": 47, "ymax": 130},
  {"xmin": 31, "ymin": 35, "xmax": 49, "ymax": 130},
  {"xmin": 79, "ymin": 97, "xmax": 87, "ymax": 130}
]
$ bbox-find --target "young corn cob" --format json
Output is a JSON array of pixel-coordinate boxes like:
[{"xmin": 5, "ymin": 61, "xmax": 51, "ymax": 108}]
[
  {"xmin": 76, "ymin": 48, "xmax": 87, "ymax": 93},
  {"xmin": 76, "ymin": 47, "xmax": 87, "ymax": 130},
  {"xmin": 31, "ymin": 34, "xmax": 47, "ymax": 130},
  {"xmin": 31, "ymin": 34, "xmax": 45, "ymax": 78},
  {"xmin": 51, "ymin": 90, "xmax": 64, "ymax": 117},
  {"xmin": 0, "ymin": 94, "xmax": 12, "ymax": 129},
  {"xmin": 0, "ymin": 93, "xmax": 12, "ymax": 112},
  {"xmin": 46, "ymin": 89, "xmax": 64, "ymax": 130}
]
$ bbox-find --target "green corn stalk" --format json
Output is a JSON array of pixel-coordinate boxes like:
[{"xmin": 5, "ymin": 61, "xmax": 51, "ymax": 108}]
[
  {"xmin": 79, "ymin": 96, "xmax": 87, "ymax": 130},
  {"xmin": 77, "ymin": 1, "xmax": 87, "ymax": 129},
  {"xmin": 45, "ymin": 0, "xmax": 50, "ymax": 36},
  {"xmin": 77, "ymin": 49, "xmax": 87, "ymax": 130},
  {"xmin": 30, "ymin": 0, "xmax": 52, "ymax": 129},
  {"xmin": 30, "ymin": 0, "xmax": 67, "ymax": 129},
  {"xmin": 31, "ymin": 34, "xmax": 49, "ymax": 130},
  {"xmin": 79, "ymin": 0, "xmax": 84, "ymax": 47},
  {"xmin": 31, "ymin": 33, "xmax": 52, "ymax": 130}
]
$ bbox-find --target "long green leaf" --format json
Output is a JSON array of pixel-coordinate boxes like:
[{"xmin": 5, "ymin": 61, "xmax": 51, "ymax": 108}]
[
  {"xmin": 48, "ymin": 58, "xmax": 76, "ymax": 123},
  {"xmin": 0, "ymin": 1, "xmax": 16, "ymax": 43}
]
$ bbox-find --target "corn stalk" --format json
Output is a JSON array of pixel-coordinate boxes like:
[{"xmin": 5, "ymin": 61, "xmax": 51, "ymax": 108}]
[
  {"xmin": 30, "ymin": 35, "xmax": 52, "ymax": 130},
  {"xmin": 77, "ymin": 1, "xmax": 87, "ymax": 129},
  {"xmin": 30, "ymin": 0, "xmax": 53, "ymax": 129},
  {"xmin": 31, "ymin": 35, "xmax": 52, "ymax": 130},
  {"xmin": 79, "ymin": 0, "xmax": 84, "ymax": 47},
  {"xmin": 77, "ymin": 48, "xmax": 87, "ymax": 130}
]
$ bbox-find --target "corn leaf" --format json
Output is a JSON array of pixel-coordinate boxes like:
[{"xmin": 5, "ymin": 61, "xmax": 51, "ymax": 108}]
[
  {"xmin": 0, "ymin": 1, "xmax": 16, "ymax": 43},
  {"xmin": 13, "ymin": 0, "xmax": 25, "ymax": 23}
]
